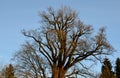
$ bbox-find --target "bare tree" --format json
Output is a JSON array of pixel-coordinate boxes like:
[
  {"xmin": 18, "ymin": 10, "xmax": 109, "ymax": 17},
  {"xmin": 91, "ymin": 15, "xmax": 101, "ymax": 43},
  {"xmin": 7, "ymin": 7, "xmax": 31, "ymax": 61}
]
[
  {"xmin": 14, "ymin": 42, "xmax": 47, "ymax": 78},
  {"xmin": 21, "ymin": 6, "xmax": 114, "ymax": 78}
]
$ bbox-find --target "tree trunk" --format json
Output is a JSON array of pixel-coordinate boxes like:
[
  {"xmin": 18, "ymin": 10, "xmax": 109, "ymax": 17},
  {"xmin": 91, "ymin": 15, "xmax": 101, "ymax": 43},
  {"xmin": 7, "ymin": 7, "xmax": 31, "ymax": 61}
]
[{"xmin": 52, "ymin": 65, "xmax": 67, "ymax": 78}]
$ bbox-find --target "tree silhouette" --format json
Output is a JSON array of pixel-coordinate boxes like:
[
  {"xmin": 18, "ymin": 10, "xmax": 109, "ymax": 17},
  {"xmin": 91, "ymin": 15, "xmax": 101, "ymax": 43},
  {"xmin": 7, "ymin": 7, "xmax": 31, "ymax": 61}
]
[
  {"xmin": 6, "ymin": 64, "xmax": 15, "ymax": 78},
  {"xmin": 0, "ymin": 64, "xmax": 15, "ymax": 78},
  {"xmin": 21, "ymin": 6, "xmax": 114, "ymax": 78},
  {"xmin": 100, "ymin": 58, "xmax": 115, "ymax": 78},
  {"xmin": 115, "ymin": 58, "xmax": 120, "ymax": 78}
]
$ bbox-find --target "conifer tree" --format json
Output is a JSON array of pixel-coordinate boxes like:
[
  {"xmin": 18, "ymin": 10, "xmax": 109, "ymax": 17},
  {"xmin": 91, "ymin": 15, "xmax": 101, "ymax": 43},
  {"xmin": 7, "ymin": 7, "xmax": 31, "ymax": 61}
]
[
  {"xmin": 100, "ymin": 58, "xmax": 115, "ymax": 78},
  {"xmin": 5, "ymin": 64, "xmax": 15, "ymax": 78},
  {"xmin": 115, "ymin": 58, "xmax": 120, "ymax": 78}
]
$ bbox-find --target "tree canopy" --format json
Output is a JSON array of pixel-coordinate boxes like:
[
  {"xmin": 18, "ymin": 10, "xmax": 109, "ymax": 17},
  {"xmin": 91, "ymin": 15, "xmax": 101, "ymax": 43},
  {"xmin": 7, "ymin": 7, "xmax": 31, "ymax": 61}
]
[{"xmin": 14, "ymin": 6, "xmax": 114, "ymax": 78}]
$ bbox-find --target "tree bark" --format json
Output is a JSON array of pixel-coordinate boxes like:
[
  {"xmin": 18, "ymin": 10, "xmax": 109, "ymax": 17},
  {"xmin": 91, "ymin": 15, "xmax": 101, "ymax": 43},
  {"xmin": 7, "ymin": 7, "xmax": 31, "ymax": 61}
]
[{"xmin": 52, "ymin": 65, "xmax": 67, "ymax": 78}]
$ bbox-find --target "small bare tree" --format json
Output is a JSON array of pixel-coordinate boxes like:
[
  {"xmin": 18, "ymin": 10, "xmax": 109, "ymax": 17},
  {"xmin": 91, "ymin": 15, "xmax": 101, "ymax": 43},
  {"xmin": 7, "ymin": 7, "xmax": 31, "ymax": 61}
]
[
  {"xmin": 20, "ymin": 6, "xmax": 114, "ymax": 78},
  {"xmin": 14, "ymin": 42, "xmax": 47, "ymax": 78}
]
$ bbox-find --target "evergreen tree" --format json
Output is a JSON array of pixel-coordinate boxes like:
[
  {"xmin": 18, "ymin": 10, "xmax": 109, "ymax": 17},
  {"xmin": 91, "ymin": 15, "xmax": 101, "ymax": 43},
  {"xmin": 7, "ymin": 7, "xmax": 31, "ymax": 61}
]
[
  {"xmin": 5, "ymin": 64, "xmax": 15, "ymax": 78},
  {"xmin": 0, "ymin": 64, "xmax": 15, "ymax": 78},
  {"xmin": 100, "ymin": 58, "xmax": 116, "ymax": 78},
  {"xmin": 115, "ymin": 58, "xmax": 120, "ymax": 78}
]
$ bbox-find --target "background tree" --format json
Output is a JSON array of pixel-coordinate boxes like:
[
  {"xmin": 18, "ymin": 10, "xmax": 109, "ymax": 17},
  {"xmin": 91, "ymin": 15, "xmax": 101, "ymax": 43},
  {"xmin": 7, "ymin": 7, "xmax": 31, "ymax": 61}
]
[
  {"xmin": 21, "ymin": 6, "xmax": 114, "ymax": 78},
  {"xmin": 0, "ymin": 64, "xmax": 15, "ymax": 78},
  {"xmin": 6, "ymin": 64, "xmax": 15, "ymax": 78},
  {"xmin": 0, "ymin": 66, "xmax": 5, "ymax": 78},
  {"xmin": 14, "ymin": 42, "xmax": 47, "ymax": 78},
  {"xmin": 115, "ymin": 58, "xmax": 120, "ymax": 78},
  {"xmin": 100, "ymin": 58, "xmax": 116, "ymax": 78}
]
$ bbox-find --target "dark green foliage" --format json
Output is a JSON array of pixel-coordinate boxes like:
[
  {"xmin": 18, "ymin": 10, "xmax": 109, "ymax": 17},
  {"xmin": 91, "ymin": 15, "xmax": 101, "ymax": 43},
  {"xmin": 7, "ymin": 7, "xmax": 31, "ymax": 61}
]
[
  {"xmin": 115, "ymin": 58, "xmax": 120, "ymax": 78},
  {"xmin": 100, "ymin": 58, "xmax": 116, "ymax": 78},
  {"xmin": 103, "ymin": 58, "xmax": 112, "ymax": 71}
]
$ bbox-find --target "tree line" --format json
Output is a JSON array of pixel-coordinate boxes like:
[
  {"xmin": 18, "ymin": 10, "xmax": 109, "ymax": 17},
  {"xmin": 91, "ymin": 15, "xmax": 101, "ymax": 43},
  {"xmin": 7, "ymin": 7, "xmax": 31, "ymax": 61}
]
[
  {"xmin": 1, "ymin": 57, "xmax": 120, "ymax": 78},
  {"xmin": 0, "ymin": 6, "xmax": 119, "ymax": 78}
]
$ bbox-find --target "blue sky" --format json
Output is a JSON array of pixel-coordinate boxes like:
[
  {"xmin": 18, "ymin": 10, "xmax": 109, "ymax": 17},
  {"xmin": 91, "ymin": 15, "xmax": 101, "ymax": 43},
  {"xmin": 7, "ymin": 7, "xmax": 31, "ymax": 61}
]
[{"xmin": 0, "ymin": 0, "xmax": 120, "ymax": 70}]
